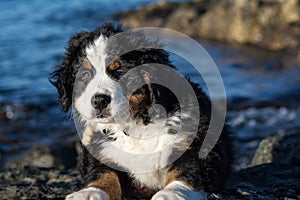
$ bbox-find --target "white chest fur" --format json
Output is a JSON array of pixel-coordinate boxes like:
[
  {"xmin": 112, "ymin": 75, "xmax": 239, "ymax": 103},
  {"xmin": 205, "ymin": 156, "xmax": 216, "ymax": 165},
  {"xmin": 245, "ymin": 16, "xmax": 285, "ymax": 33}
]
[{"xmin": 85, "ymin": 119, "xmax": 191, "ymax": 189}]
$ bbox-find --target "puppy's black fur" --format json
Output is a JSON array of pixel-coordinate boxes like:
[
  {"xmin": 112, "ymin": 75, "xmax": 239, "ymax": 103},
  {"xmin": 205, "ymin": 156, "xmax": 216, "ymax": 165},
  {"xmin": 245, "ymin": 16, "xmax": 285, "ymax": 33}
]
[{"xmin": 50, "ymin": 23, "xmax": 231, "ymax": 199}]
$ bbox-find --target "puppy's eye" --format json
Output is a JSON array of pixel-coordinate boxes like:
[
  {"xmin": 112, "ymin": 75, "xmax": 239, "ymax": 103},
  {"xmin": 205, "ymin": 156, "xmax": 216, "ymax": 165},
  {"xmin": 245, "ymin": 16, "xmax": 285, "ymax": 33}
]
[{"xmin": 81, "ymin": 71, "xmax": 91, "ymax": 81}]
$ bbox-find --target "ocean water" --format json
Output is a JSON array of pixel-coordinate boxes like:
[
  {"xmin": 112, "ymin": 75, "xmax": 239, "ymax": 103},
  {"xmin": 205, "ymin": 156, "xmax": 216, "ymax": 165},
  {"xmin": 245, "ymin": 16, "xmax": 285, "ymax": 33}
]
[
  {"xmin": 0, "ymin": 0, "xmax": 299, "ymax": 168},
  {"xmin": 0, "ymin": 0, "xmax": 185, "ymax": 104}
]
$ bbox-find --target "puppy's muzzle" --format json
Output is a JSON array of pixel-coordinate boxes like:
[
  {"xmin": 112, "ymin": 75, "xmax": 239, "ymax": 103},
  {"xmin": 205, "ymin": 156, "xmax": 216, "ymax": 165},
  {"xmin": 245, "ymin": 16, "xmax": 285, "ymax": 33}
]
[{"xmin": 91, "ymin": 93, "xmax": 112, "ymax": 118}]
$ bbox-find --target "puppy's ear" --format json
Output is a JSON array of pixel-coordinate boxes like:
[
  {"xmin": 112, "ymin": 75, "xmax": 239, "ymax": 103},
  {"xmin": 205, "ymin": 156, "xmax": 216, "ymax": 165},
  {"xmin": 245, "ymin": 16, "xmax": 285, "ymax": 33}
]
[{"xmin": 50, "ymin": 31, "xmax": 90, "ymax": 112}]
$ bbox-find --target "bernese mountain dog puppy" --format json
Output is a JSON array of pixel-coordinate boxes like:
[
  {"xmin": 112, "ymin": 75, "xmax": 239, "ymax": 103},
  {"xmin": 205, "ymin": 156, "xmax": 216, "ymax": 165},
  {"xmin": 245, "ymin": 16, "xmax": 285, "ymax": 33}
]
[{"xmin": 50, "ymin": 23, "xmax": 231, "ymax": 200}]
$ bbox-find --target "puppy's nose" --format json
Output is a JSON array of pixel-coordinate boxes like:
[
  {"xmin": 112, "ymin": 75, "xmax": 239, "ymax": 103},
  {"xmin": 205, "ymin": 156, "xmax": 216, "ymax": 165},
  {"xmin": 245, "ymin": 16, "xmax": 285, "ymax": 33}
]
[{"xmin": 91, "ymin": 93, "xmax": 111, "ymax": 110}]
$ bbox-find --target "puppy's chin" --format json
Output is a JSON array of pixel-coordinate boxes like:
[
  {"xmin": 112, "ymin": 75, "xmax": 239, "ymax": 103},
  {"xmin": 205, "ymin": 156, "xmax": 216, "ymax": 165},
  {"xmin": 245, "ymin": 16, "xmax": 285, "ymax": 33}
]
[
  {"xmin": 75, "ymin": 104, "xmax": 130, "ymax": 125},
  {"xmin": 75, "ymin": 110, "xmax": 115, "ymax": 125},
  {"xmin": 91, "ymin": 112, "xmax": 130, "ymax": 124},
  {"xmin": 93, "ymin": 116, "xmax": 115, "ymax": 124}
]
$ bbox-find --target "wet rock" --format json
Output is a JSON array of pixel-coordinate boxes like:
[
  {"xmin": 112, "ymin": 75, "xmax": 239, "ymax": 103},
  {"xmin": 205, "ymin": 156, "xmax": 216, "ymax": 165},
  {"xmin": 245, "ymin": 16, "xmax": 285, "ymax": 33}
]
[
  {"xmin": 251, "ymin": 133, "xmax": 300, "ymax": 166},
  {"xmin": 0, "ymin": 164, "xmax": 299, "ymax": 199},
  {"xmin": 5, "ymin": 140, "xmax": 78, "ymax": 169},
  {"xmin": 117, "ymin": 0, "xmax": 300, "ymax": 51},
  {"xmin": 0, "ymin": 106, "xmax": 6, "ymax": 120},
  {"xmin": 0, "ymin": 102, "xmax": 77, "ymax": 170},
  {"xmin": 211, "ymin": 163, "xmax": 300, "ymax": 199},
  {"xmin": 0, "ymin": 166, "xmax": 81, "ymax": 199},
  {"xmin": 183, "ymin": 131, "xmax": 300, "ymax": 199}
]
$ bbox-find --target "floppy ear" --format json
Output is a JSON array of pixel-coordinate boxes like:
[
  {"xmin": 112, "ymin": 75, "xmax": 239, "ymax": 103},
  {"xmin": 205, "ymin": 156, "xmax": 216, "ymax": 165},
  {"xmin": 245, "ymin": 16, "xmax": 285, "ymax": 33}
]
[{"xmin": 50, "ymin": 31, "xmax": 90, "ymax": 112}]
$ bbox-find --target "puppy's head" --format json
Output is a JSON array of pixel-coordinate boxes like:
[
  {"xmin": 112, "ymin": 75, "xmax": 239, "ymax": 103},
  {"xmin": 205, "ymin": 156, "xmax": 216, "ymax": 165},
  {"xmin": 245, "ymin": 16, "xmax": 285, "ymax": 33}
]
[{"xmin": 50, "ymin": 23, "xmax": 174, "ymax": 125}]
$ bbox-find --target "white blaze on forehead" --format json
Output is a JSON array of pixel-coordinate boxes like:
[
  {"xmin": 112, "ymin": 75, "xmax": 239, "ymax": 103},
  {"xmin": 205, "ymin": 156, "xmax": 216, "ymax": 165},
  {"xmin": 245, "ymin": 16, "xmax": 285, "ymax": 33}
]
[
  {"xmin": 86, "ymin": 35, "xmax": 108, "ymax": 74},
  {"xmin": 85, "ymin": 35, "xmax": 113, "ymax": 95}
]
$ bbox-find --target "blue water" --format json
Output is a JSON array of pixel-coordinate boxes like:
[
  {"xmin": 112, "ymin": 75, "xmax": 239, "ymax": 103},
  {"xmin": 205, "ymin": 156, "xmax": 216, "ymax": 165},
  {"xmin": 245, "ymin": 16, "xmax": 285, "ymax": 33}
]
[
  {"xmin": 1, "ymin": 0, "xmax": 188, "ymax": 104},
  {"xmin": 0, "ymin": 0, "xmax": 299, "ymax": 168},
  {"xmin": 1, "ymin": 0, "xmax": 299, "ymax": 106}
]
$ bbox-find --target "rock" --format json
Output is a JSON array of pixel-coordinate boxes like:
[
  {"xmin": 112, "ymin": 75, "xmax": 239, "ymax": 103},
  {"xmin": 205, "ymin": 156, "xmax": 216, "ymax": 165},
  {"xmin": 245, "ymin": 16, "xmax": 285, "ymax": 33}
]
[
  {"xmin": 251, "ymin": 133, "xmax": 300, "ymax": 166},
  {"xmin": 4, "ymin": 140, "xmax": 78, "ymax": 169},
  {"xmin": 0, "ymin": 164, "xmax": 299, "ymax": 199},
  {"xmin": 116, "ymin": 0, "xmax": 300, "ymax": 51},
  {"xmin": 0, "ymin": 106, "xmax": 7, "ymax": 120},
  {"xmin": 251, "ymin": 136, "xmax": 280, "ymax": 166},
  {"xmin": 0, "ymin": 102, "xmax": 77, "ymax": 170},
  {"xmin": 0, "ymin": 166, "xmax": 81, "ymax": 199},
  {"xmin": 1, "ymin": 127, "xmax": 299, "ymax": 198},
  {"xmin": 212, "ymin": 163, "xmax": 300, "ymax": 200}
]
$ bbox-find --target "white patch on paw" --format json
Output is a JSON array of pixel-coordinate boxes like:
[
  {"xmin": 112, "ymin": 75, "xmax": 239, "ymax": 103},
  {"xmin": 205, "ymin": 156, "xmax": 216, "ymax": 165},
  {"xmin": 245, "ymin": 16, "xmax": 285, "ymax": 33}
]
[
  {"xmin": 151, "ymin": 181, "xmax": 207, "ymax": 200},
  {"xmin": 151, "ymin": 190, "xmax": 179, "ymax": 200},
  {"xmin": 65, "ymin": 187, "xmax": 109, "ymax": 200}
]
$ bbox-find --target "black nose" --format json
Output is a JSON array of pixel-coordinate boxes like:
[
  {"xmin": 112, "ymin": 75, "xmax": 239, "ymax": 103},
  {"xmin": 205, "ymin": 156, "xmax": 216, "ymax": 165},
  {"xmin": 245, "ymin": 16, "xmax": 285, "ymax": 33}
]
[{"xmin": 91, "ymin": 93, "xmax": 111, "ymax": 110}]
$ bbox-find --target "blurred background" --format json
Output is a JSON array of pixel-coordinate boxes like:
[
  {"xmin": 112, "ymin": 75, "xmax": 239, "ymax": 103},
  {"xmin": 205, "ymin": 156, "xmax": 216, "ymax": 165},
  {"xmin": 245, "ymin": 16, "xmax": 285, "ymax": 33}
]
[{"xmin": 0, "ymin": 0, "xmax": 299, "ymax": 174}]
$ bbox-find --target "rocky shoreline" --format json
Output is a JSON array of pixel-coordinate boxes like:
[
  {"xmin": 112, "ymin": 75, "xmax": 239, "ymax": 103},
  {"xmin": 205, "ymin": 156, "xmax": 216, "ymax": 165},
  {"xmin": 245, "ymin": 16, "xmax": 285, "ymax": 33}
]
[
  {"xmin": 0, "ymin": 133, "xmax": 299, "ymax": 199},
  {"xmin": 1, "ymin": 163, "xmax": 299, "ymax": 199},
  {"xmin": 116, "ymin": 0, "xmax": 300, "ymax": 52},
  {"xmin": 0, "ymin": 166, "xmax": 81, "ymax": 199}
]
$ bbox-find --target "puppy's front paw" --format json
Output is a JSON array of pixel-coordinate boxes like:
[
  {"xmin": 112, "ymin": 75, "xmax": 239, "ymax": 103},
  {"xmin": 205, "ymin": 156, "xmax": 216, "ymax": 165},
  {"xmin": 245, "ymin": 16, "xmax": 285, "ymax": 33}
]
[
  {"xmin": 151, "ymin": 190, "xmax": 179, "ymax": 200},
  {"xmin": 151, "ymin": 181, "xmax": 207, "ymax": 200},
  {"xmin": 65, "ymin": 187, "xmax": 109, "ymax": 200},
  {"xmin": 152, "ymin": 190, "xmax": 207, "ymax": 200}
]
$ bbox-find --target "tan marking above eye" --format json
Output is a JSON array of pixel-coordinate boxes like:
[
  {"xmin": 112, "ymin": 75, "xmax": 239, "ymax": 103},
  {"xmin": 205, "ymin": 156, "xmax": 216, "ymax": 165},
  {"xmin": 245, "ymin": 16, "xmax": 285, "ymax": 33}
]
[
  {"xmin": 129, "ymin": 94, "xmax": 145, "ymax": 105},
  {"xmin": 128, "ymin": 94, "xmax": 146, "ymax": 118},
  {"xmin": 83, "ymin": 59, "xmax": 92, "ymax": 70},
  {"xmin": 143, "ymin": 73, "xmax": 153, "ymax": 97},
  {"xmin": 109, "ymin": 60, "xmax": 121, "ymax": 71}
]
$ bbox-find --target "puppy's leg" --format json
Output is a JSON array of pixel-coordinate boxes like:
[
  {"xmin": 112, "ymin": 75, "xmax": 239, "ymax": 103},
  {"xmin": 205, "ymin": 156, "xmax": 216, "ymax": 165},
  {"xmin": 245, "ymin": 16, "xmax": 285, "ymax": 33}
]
[
  {"xmin": 66, "ymin": 171, "xmax": 122, "ymax": 200},
  {"xmin": 151, "ymin": 170, "xmax": 207, "ymax": 200}
]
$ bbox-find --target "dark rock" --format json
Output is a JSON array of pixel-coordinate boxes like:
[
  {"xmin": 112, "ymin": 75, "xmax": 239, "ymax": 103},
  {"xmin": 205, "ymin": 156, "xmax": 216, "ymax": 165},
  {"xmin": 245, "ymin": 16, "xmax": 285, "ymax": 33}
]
[
  {"xmin": 116, "ymin": 0, "xmax": 300, "ymax": 52},
  {"xmin": 0, "ymin": 166, "xmax": 81, "ymax": 199},
  {"xmin": 0, "ymin": 164, "xmax": 299, "ymax": 199},
  {"xmin": 0, "ymin": 106, "xmax": 7, "ymax": 121},
  {"xmin": 251, "ymin": 133, "xmax": 300, "ymax": 166},
  {"xmin": 208, "ymin": 163, "xmax": 300, "ymax": 199},
  {"xmin": 4, "ymin": 141, "xmax": 78, "ymax": 169},
  {"xmin": 0, "ymin": 102, "xmax": 77, "ymax": 170}
]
